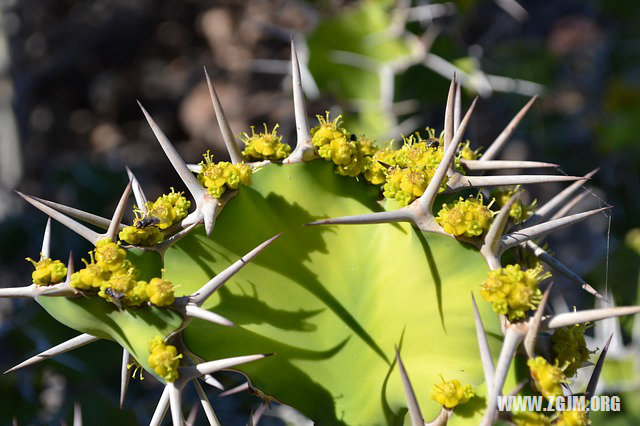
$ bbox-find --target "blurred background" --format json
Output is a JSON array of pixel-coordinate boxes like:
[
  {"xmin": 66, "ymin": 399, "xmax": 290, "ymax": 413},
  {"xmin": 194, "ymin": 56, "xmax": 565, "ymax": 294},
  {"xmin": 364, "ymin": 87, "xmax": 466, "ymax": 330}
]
[{"xmin": 0, "ymin": 0, "xmax": 639, "ymax": 424}]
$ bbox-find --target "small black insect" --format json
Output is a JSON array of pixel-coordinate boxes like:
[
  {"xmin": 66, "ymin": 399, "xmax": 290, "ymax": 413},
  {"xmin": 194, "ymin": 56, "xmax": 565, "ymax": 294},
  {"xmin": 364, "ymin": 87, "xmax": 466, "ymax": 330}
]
[
  {"xmin": 135, "ymin": 216, "xmax": 161, "ymax": 229},
  {"xmin": 104, "ymin": 287, "xmax": 125, "ymax": 310},
  {"xmin": 350, "ymin": 133, "xmax": 357, "ymax": 141},
  {"xmin": 426, "ymin": 138, "xmax": 439, "ymax": 148}
]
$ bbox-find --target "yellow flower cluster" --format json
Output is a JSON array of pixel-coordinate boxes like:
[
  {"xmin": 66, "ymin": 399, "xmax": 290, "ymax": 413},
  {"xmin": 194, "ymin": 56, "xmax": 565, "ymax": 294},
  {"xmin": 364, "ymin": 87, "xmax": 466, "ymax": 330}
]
[
  {"xmin": 457, "ymin": 140, "xmax": 481, "ymax": 160},
  {"xmin": 490, "ymin": 187, "xmax": 537, "ymax": 224},
  {"xmin": 551, "ymin": 324, "xmax": 591, "ymax": 378},
  {"xmin": 119, "ymin": 189, "xmax": 190, "ymax": 246},
  {"xmin": 69, "ymin": 238, "xmax": 175, "ymax": 308},
  {"xmin": 480, "ymin": 263, "xmax": 549, "ymax": 321},
  {"xmin": 430, "ymin": 377, "xmax": 475, "ymax": 409},
  {"xmin": 527, "ymin": 356, "xmax": 568, "ymax": 397},
  {"xmin": 435, "ymin": 195, "xmax": 494, "ymax": 237},
  {"xmin": 26, "ymin": 257, "xmax": 68, "ymax": 286},
  {"xmin": 363, "ymin": 147, "xmax": 396, "ymax": 185},
  {"xmin": 241, "ymin": 124, "xmax": 291, "ymax": 161},
  {"xmin": 197, "ymin": 151, "xmax": 252, "ymax": 198},
  {"xmin": 148, "ymin": 336, "xmax": 182, "ymax": 383}
]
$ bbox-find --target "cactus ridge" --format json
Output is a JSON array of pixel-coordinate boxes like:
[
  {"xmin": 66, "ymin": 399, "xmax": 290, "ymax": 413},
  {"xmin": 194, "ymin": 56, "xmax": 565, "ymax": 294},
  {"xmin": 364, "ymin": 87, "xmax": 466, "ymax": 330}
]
[{"xmin": 2, "ymin": 40, "xmax": 635, "ymax": 426}]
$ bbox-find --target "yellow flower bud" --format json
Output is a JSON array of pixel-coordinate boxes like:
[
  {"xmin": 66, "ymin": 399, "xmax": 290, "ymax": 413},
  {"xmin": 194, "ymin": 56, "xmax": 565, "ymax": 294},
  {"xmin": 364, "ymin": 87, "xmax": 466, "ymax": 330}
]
[
  {"xmin": 241, "ymin": 124, "xmax": 291, "ymax": 161},
  {"xmin": 26, "ymin": 257, "xmax": 67, "ymax": 286},
  {"xmin": 146, "ymin": 278, "xmax": 175, "ymax": 307},
  {"xmin": 430, "ymin": 377, "xmax": 475, "ymax": 408}
]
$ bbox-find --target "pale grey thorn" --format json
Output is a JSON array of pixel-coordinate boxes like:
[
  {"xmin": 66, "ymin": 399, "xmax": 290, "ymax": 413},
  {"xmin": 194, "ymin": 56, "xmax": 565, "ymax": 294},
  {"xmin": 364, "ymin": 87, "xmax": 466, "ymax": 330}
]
[
  {"xmin": 106, "ymin": 180, "xmax": 133, "ymax": 242},
  {"xmin": 306, "ymin": 96, "xmax": 478, "ymax": 235},
  {"xmin": 203, "ymin": 68, "xmax": 243, "ymax": 164},
  {"xmin": 202, "ymin": 375, "xmax": 224, "ymax": 390},
  {"xmin": 542, "ymin": 306, "xmax": 640, "ymax": 330},
  {"xmin": 193, "ymin": 379, "xmax": 221, "ymax": 426},
  {"xmin": 481, "ymin": 192, "xmax": 520, "ymax": 269},
  {"xmin": 524, "ymin": 240, "xmax": 602, "ymax": 299},
  {"xmin": 185, "ymin": 402, "xmax": 199, "ymax": 426},
  {"xmin": 150, "ymin": 386, "xmax": 170, "ymax": 426},
  {"xmin": 500, "ymin": 207, "xmax": 609, "ymax": 251},
  {"xmin": 460, "ymin": 159, "xmax": 558, "ymax": 171},
  {"xmin": 251, "ymin": 403, "xmax": 268, "ymax": 425},
  {"xmin": 480, "ymin": 96, "xmax": 537, "ymax": 161},
  {"xmin": 41, "ymin": 218, "xmax": 52, "ymax": 259},
  {"xmin": 395, "ymin": 347, "xmax": 424, "ymax": 426},
  {"xmin": 447, "ymin": 173, "xmax": 581, "ymax": 192},
  {"xmin": 424, "ymin": 407, "xmax": 452, "ymax": 426},
  {"xmin": 4, "ymin": 333, "xmax": 100, "ymax": 374},
  {"xmin": 73, "ymin": 402, "xmax": 82, "ymax": 426},
  {"xmin": 524, "ymin": 284, "xmax": 553, "ymax": 358},
  {"xmin": 442, "ymin": 75, "xmax": 456, "ymax": 150},
  {"xmin": 548, "ymin": 190, "xmax": 590, "ymax": 222},
  {"xmin": 138, "ymin": 101, "xmax": 225, "ymax": 236},
  {"xmin": 523, "ymin": 168, "xmax": 599, "ymax": 227},
  {"xmin": 168, "ymin": 382, "xmax": 184, "ymax": 426},
  {"xmin": 284, "ymin": 36, "xmax": 316, "ymax": 164},
  {"xmin": 180, "ymin": 353, "xmax": 273, "ymax": 382},
  {"xmin": 16, "ymin": 192, "xmax": 102, "ymax": 244},
  {"xmin": 120, "ymin": 348, "xmax": 131, "ymax": 409},
  {"xmin": 185, "ymin": 305, "xmax": 234, "ymax": 327},
  {"xmin": 453, "ymin": 81, "xmax": 461, "ymax": 134},
  {"xmin": 29, "ymin": 195, "xmax": 122, "ymax": 231},
  {"xmin": 219, "ymin": 382, "xmax": 250, "ymax": 397},
  {"xmin": 471, "ymin": 293, "xmax": 495, "ymax": 388},
  {"xmin": 190, "ymin": 233, "xmax": 282, "ymax": 307},
  {"xmin": 585, "ymin": 334, "xmax": 613, "ymax": 398},
  {"xmin": 126, "ymin": 166, "xmax": 148, "ymax": 213},
  {"xmin": 187, "ymin": 164, "xmax": 202, "ymax": 173},
  {"xmin": 481, "ymin": 324, "xmax": 526, "ymax": 426}
]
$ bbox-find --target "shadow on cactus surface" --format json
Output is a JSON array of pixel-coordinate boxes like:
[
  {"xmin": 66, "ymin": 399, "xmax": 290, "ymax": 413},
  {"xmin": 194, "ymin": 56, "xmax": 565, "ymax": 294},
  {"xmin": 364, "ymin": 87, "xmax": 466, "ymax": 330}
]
[{"xmin": 2, "ymin": 37, "xmax": 638, "ymax": 426}]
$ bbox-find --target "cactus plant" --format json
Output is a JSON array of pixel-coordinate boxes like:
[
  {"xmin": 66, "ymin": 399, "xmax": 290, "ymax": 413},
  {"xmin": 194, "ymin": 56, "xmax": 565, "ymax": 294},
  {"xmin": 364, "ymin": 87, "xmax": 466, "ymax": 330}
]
[{"xmin": 2, "ymin": 39, "xmax": 638, "ymax": 426}]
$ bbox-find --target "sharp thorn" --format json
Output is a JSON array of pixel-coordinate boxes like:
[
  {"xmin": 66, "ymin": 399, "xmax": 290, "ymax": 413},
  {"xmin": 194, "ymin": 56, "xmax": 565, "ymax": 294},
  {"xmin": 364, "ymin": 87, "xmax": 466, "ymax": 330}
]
[
  {"xmin": 252, "ymin": 403, "xmax": 268, "ymax": 425},
  {"xmin": 191, "ymin": 233, "xmax": 282, "ymax": 307},
  {"xmin": 219, "ymin": 382, "xmax": 249, "ymax": 397},
  {"xmin": 525, "ymin": 240, "xmax": 603, "ymax": 299},
  {"xmin": 187, "ymin": 164, "xmax": 202, "ymax": 173},
  {"xmin": 168, "ymin": 383, "xmax": 184, "ymax": 426},
  {"xmin": 202, "ymin": 374, "xmax": 224, "ymax": 390},
  {"xmin": 460, "ymin": 159, "xmax": 558, "ymax": 171},
  {"xmin": 41, "ymin": 218, "xmax": 52, "ymax": 259},
  {"xmin": 29, "ymin": 195, "xmax": 121, "ymax": 231},
  {"xmin": 138, "ymin": 101, "xmax": 205, "ymax": 201},
  {"xmin": 500, "ymin": 207, "xmax": 609, "ymax": 251},
  {"xmin": 106, "ymin": 181, "xmax": 132, "ymax": 242},
  {"xmin": 193, "ymin": 379, "xmax": 221, "ymax": 426},
  {"xmin": 482, "ymin": 192, "xmax": 519, "ymax": 256},
  {"xmin": 417, "ymin": 96, "xmax": 478, "ymax": 212},
  {"xmin": 126, "ymin": 166, "xmax": 148, "ymax": 213},
  {"xmin": 185, "ymin": 305, "xmax": 234, "ymax": 327},
  {"xmin": 73, "ymin": 402, "xmax": 82, "ymax": 426},
  {"xmin": 481, "ymin": 96, "xmax": 537, "ymax": 161},
  {"xmin": 190, "ymin": 353, "xmax": 272, "ymax": 379},
  {"xmin": 305, "ymin": 209, "xmax": 414, "ymax": 227},
  {"xmin": 4, "ymin": 333, "xmax": 100, "ymax": 374},
  {"xmin": 395, "ymin": 347, "xmax": 424, "ymax": 426},
  {"xmin": 548, "ymin": 190, "xmax": 591, "ymax": 222},
  {"xmin": 585, "ymin": 334, "xmax": 613, "ymax": 398},
  {"xmin": 453, "ymin": 81, "xmax": 461, "ymax": 134},
  {"xmin": 0, "ymin": 285, "xmax": 35, "ymax": 299},
  {"xmin": 203, "ymin": 68, "xmax": 243, "ymax": 164},
  {"xmin": 287, "ymin": 36, "xmax": 314, "ymax": 163},
  {"xmin": 524, "ymin": 284, "xmax": 553, "ymax": 358},
  {"xmin": 471, "ymin": 293, "xmax": 495, "ymax": 388},
  {"xmin": 202, "ymin": 200, "xmax": 217, "ymax": 237},
  {"xmin": 16, "ymin": 192, "xmax": 102, "ymax": 245},
  {"xmin": 120, "ymin": 349, "xmax": 131, "ymax": 409},
  {"xmin": 542, "ymin": 306, "xmax": 640, "ymax": 330},
  {"xmin": 443, "ymin": 75, "xmax": 456, "ymax": 150},
  {"xmin": 524, "ymin": 168, "xmax": 599, "ymax": 226},
  {"xmin": 453, "ymin": 174, "xmax": 581, "ymax": 190},
  {"xmin": 150, "ymin": 386, "xmax": 171, "ymax": 426}
]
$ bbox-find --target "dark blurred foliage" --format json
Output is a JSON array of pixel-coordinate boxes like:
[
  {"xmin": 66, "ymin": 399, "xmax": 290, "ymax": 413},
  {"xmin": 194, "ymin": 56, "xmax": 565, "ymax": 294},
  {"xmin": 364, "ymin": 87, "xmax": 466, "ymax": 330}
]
[{"xmin": 0, "ymin": 0, "xmax": 639, "ymax": 424}]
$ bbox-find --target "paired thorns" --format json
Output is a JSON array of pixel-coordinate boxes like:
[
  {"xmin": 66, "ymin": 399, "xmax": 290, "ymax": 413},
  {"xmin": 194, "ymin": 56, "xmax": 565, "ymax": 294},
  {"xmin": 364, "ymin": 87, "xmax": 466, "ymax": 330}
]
[
  {"xmin": 285, "ymin": 36, "xmax": 315, "ymax": 164},
  {"xmin": 4, "ymin": 333, "xmax": 100, "ymax": 374}
]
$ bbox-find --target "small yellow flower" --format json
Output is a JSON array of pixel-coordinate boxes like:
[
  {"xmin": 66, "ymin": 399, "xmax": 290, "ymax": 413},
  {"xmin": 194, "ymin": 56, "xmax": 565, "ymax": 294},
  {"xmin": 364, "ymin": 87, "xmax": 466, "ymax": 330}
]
[
  {"xmin": 197, "ymin": 151, "xmax": 252, "ymax": 198},
  {"xmin": 430, "ymin": 376, "xmax": 475, "ymax": 408},
  {"xmin": 512, "ymin": 411, "xmax": 552, "ymax": 426},
  {"xmin": 241, "ymin": 124, "xmax": 291, "ymax": 161},
  {"xmin": 148, "ymin": 336, "xmax": 182, "ymax": 383},
  {"xmin": 26, "ymin": 257, "xmax": 67, "ymax": 286},
  {"xmin": 70, "ymin": 255, "xmax": 109, "ymax": 290},
  {"xmin": 480, "ymin": 263, "xmax": 549, "ymax": 321},
  {"xmin": 435, "ymin": 195, "xmax": 494, "ymax": 238},
  {"xmin": 94, "ymin": 238, "xmax": 127, "ymax": 272},
  {"xmin": 311, "ymin": 112, "xmax": 349, "ymax": 149},
  {"xmin": 490, "ymin": 187, "xmax": 537, "ymax": 224},
  {"xmin": 551, "ymin": 324, "xmax": 591, "ymax": 378},
  {"xmin": 527, "ymin": 356, "xmax": 568, "ymax": 397},
  {"xmin": 146, "ymin": 278, "xmax": 175, "ymax": 307},
  {"xmin": 119, "ymin": 224, "xmax": 164, "ymax": 246}
]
